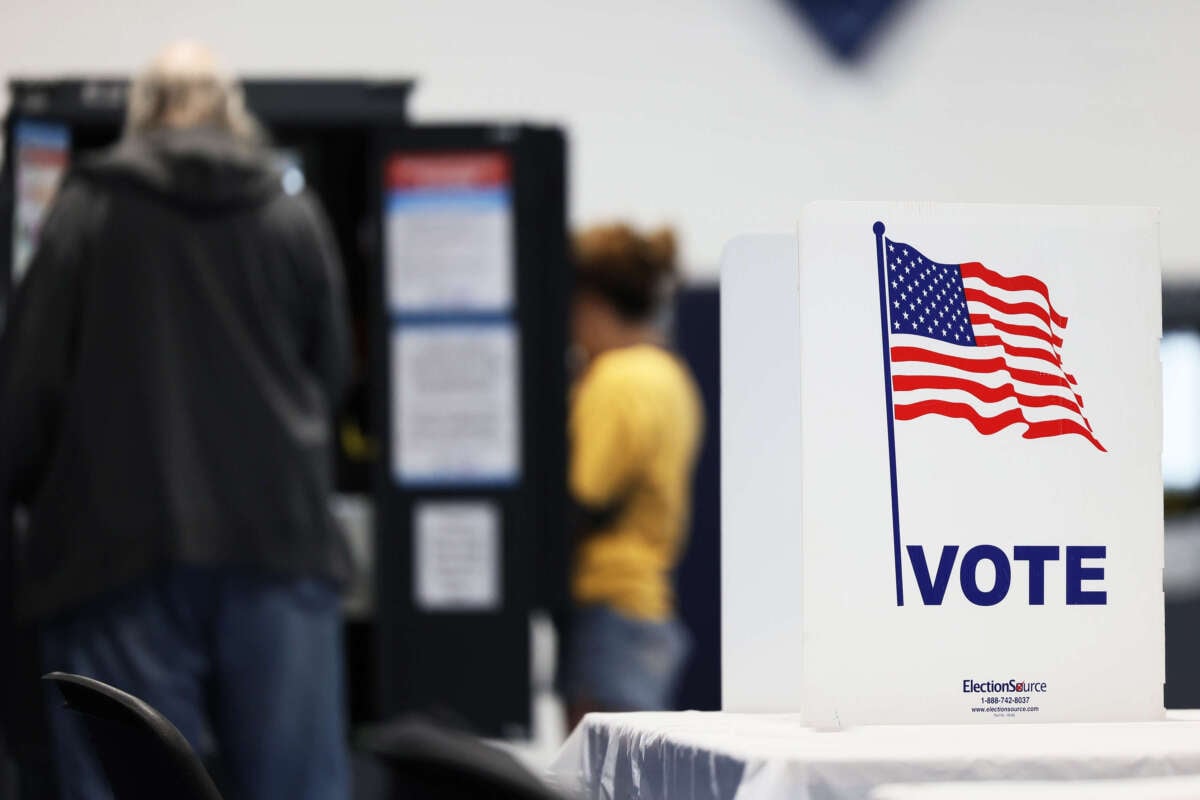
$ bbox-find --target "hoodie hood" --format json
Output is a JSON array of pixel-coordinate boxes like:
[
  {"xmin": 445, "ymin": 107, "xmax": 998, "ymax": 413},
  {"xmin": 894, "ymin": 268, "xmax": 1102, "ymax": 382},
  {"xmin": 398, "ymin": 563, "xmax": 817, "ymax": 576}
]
[{"xmin": 76, "ymin": 128, "xmax": 284, "ymax": 213}]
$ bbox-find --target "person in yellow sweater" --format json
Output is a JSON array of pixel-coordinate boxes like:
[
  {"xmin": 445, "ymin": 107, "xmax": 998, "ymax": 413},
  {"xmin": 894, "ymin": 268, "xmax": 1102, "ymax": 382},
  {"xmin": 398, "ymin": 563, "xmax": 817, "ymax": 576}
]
[{"xmin": 563, "ymin": 223, "xmax": 704, "ymax": 728}]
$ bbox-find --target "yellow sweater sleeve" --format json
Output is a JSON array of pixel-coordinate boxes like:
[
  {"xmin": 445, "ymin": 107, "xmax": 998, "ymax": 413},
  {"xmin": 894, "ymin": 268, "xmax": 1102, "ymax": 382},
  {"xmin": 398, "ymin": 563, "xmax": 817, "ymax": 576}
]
[{"xmin": 569, "ymin": 365, "xmax": 649, "ymax": 510}]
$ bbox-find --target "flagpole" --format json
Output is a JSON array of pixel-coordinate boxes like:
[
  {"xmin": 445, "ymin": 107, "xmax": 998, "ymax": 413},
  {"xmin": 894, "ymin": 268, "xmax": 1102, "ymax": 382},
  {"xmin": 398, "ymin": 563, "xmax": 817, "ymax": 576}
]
[{"xmin": 873, "ymin": 221, "xmax": 904, "ymax": 606}]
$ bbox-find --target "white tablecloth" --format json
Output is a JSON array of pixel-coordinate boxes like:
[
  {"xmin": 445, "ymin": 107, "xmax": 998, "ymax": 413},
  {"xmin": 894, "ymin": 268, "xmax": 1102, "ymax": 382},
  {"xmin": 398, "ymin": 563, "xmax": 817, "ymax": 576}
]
[
  {"xmin": 547, "ymin": 711, "xmax": 1200, "ymax": 800},
  {"xmin": 871, "ymin": 776, "xmax": 1200, "ymax": 800}
]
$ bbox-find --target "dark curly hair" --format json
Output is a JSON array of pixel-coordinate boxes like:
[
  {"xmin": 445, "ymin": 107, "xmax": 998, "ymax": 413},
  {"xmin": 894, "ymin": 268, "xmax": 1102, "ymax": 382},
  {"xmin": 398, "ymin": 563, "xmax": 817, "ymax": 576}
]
[{"xmin": 573, "ymin": 223, "xmax": 678, "ymax": 321}]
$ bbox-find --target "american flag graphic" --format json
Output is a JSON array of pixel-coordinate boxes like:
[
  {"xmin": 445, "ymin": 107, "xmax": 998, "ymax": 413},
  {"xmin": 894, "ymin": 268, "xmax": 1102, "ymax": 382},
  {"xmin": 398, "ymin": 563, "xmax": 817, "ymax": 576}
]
[{"xmin": 882, "ymin": 236, "xmax": 1104, "ymax": 452}]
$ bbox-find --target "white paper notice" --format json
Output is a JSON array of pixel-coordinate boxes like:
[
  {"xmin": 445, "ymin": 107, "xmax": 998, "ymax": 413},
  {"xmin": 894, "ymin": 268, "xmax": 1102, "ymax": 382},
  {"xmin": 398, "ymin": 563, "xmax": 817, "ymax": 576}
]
[
  {"xmin": 13, "ymin": 121, "xmax": 70, "ymax": 286},
  {"xmin": 414, "ymin": 501, "xmax": 501, "ymax": 612},
  {"xmin": 384, "ymin": 153, "xmax": 513, "ymax": 313},
  {"xmin": 392, "ymin": 324, "xmax": 520, "ymax": 485}
]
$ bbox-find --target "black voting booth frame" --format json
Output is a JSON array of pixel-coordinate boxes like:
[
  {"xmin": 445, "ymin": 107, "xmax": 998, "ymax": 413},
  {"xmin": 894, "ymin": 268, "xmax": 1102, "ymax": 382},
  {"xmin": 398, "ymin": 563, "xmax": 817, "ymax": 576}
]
[
  {"xmin": 0, "ymin": 78, "xmax": 569, "ymax": 767},
  {"xmin": 369, "ymin": 126, "xmax": 569, "ymax": 738},
  {"xmin": 1162, "ymin": 284, "xmax": 1200, "ymax": 711}
]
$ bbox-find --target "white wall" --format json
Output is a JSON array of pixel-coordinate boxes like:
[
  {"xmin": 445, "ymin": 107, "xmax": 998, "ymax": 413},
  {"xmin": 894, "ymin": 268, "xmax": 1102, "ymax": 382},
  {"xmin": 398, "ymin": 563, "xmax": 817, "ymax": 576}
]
[{"xmin": 3, "ymin": 0, "xmax": 1199, "ymax": 278}]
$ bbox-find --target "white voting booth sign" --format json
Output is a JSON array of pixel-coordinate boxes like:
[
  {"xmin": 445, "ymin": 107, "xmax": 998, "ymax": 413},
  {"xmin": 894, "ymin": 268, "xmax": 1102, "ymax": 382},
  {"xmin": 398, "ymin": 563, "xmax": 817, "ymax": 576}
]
[{"xmin": 722, "ymin": 203, "xmax": 1163, "ymax": 725}]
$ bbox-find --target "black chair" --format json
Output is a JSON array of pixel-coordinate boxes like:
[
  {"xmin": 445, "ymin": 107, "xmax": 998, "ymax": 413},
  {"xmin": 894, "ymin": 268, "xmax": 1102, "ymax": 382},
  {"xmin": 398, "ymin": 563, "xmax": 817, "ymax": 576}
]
[
  {"xmin": 357, "ymin": 717, "xmax": 564, "ymax": 800},
  {"xmin": 42, "ymin": 672, "xmax": 222, "ymax": 800}
]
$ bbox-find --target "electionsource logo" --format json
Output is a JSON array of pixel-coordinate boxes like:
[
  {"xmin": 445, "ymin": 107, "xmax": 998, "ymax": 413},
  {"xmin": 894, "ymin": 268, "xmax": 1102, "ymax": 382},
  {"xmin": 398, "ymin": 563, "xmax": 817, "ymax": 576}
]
[{"xmin": 962, "ymin": 679, "xmax": 1048, "ymax": 694}]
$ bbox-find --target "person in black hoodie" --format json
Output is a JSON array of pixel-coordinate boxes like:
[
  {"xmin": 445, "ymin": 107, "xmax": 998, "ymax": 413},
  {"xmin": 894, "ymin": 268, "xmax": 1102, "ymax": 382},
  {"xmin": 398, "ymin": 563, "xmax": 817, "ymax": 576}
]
[{"xmin": 0, "ymin": 42, "xmax": 352, "ymax": 800}]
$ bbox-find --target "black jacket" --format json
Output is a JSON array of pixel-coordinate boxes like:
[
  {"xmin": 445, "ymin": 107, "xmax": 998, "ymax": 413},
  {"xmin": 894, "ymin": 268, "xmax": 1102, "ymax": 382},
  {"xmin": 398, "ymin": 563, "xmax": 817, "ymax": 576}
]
[{"xmin": 0, "ymin": 128, "xmax": 352, "ymax": 622}]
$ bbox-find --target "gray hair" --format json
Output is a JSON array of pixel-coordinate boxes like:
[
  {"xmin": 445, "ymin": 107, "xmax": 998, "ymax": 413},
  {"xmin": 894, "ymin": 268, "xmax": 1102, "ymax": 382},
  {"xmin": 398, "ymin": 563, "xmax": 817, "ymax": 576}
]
[{"xmin": 125, "ymin": 42, "xmax": 263, "ymax": 143}]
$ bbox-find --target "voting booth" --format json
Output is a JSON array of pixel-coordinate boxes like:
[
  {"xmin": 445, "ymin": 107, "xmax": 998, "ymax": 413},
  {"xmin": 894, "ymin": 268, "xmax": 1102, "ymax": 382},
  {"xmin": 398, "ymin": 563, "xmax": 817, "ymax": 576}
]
[
  {"xmin": 0, "ymin": 79, "xmax": 569, "ymax": 738},
  {"xmin": 371, "ymin": 126, "xmax": 568, "ymax": 737},
  {"xmin": 1, "ymin": 77, "xmax": 415, "ymax": 497},
  {"xmin": 722, "ymin": 203, "xmax": 1163, "ymax": 725}
]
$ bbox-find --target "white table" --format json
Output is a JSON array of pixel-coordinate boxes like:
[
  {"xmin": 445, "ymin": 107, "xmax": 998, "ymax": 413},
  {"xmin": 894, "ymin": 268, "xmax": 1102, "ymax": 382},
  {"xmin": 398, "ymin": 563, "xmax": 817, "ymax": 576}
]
[
  {"xmin": 871, "ymin": 776, "xmax": 1200, "ymax": 800},
  {"xmin": 547, "ymin": 711, "xmax": 1200, "ymax": 800}
]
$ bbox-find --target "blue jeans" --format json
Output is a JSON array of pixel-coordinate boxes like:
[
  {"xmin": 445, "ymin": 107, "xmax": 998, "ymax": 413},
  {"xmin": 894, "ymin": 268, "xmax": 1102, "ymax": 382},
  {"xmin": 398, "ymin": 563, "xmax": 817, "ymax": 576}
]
[
  {"xmin": 563, "ymin": 604, "xmax": 691, "ymax": 711},
  {"xmin": 39, "ymin": 566, "xmax": 350, "ymax": 800}
]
